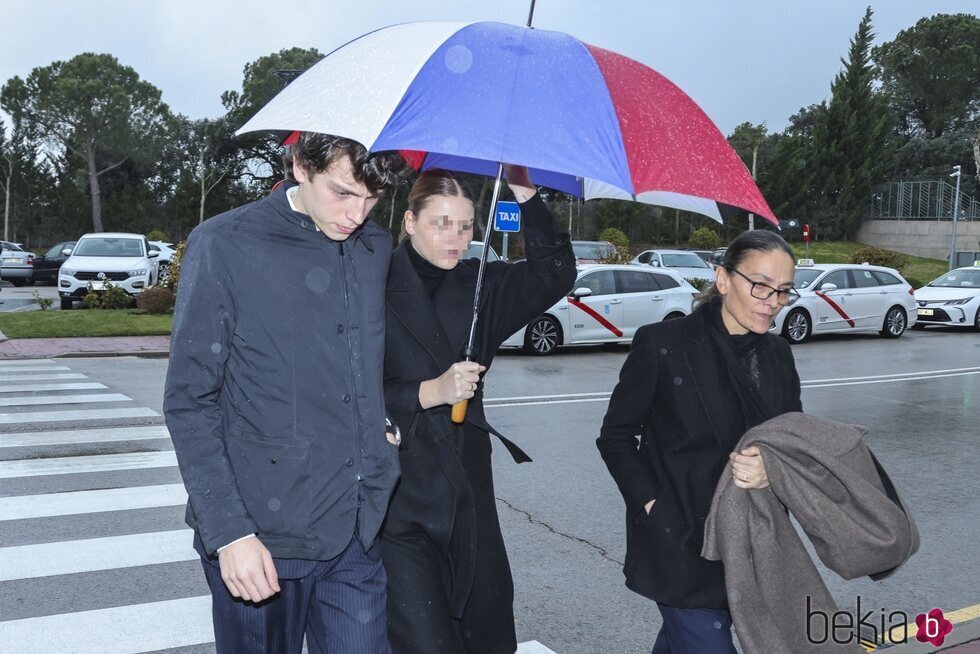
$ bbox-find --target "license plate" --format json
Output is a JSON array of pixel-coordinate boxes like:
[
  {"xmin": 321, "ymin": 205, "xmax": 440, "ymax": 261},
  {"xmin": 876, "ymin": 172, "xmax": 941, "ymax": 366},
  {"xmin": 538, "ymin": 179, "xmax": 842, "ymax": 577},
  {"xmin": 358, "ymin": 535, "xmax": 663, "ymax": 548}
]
[
  {"xmin": 89, "ymin": 281, "xmax": 107, "ymax": 291},
  {"xmin": 917, "ymin": 308, "xmax": 934, "ymax": 316},
  {"xmin": 3, "ymin": 258, "xmax": 19, "ymax": 263}
]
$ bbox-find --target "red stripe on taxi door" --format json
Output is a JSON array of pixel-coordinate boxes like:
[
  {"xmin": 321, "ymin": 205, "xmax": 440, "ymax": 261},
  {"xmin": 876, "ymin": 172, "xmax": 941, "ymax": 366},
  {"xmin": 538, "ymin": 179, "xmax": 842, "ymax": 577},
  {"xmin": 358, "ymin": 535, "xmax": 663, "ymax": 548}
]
[
  {"xmin": 814, "ymin": 291, "xmax": 856, "ymax": 327},
  {"xmin": 567, "ymin": 298, "xmax": 623, "ymax": 337}
]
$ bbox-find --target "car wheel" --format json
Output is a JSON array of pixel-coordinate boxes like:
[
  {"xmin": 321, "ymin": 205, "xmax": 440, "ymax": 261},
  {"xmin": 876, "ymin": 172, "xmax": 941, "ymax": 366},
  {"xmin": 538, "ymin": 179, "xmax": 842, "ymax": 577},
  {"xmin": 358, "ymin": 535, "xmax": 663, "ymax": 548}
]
[
  {"xmin": 60, "ymin": 297, "xmax": 74, "ymax": 310},
  {"xmin": 11, "ymin": 278, "xmax": 26, "ymax": 287},
  {"xmin": 881, "ymin": 306, "xmax": 907, "ymax": 338},
  {"xmin": 664, "ymin": 312, "xmax": 685, "ymax": 321},
  {"xmin": 782, "ymin": 308, "xmax": 811, "ymax": 344},
  {"xmin": 158, "ymin": 263, "xmax": 170, "ymax": 284},
  {"xmin": 523, "ymin": 315, "xmax": 562, "ymax": 355},
  {"xmin": 974, "ymin": 308, "xmax": 980, "ymax": 332}
]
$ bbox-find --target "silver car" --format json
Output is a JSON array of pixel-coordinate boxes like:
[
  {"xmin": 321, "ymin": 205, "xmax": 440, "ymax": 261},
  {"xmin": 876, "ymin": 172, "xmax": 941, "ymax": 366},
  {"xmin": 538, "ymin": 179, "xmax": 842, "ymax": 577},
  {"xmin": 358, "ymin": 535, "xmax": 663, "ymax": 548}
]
[
  {"xmin": 630, "ymin": 248, "xmax": 716, "ymax": 284},
  {"xmin": 1, "ymin": 241, "xmax": 35, "ymax": 286}
]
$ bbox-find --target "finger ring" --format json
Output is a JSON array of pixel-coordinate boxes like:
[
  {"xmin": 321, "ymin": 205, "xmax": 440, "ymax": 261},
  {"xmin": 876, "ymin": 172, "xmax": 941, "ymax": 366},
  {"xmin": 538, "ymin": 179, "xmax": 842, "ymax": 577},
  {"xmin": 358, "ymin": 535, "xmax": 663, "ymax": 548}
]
[{"xmin": 741, "ymin": 472, "xmax": 748, "ymax": 481}]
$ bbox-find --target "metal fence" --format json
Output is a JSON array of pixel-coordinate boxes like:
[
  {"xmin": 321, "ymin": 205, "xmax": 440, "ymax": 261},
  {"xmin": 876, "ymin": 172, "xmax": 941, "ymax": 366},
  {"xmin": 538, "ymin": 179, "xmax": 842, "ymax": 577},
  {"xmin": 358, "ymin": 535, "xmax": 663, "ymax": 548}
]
[{"xmin": 870, "ymin": 180, "xmax": 978, "ymax": 221}]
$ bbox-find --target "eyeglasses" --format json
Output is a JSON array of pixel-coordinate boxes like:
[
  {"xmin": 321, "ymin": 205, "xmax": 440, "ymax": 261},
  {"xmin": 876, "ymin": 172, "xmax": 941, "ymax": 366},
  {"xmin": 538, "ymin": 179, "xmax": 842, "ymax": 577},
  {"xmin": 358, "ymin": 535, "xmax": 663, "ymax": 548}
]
[{"xmin": 728, "ymin": 268, "xmax": 800, "ymax": 304}]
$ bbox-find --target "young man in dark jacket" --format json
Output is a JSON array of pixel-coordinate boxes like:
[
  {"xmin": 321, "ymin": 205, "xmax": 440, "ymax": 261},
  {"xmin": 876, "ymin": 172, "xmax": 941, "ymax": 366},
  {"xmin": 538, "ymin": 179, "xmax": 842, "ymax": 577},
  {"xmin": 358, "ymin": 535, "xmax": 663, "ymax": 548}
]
[{"xmin": 164, "ymin": 133, "xmax": 407, "ymax": 653}]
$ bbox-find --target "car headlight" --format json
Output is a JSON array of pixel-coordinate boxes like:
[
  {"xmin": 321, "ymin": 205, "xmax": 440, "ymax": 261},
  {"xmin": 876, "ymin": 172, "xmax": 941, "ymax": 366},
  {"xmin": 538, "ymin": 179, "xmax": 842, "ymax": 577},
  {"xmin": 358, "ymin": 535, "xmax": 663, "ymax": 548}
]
[
  {"xmin": 943, "ymin": 298, "xmax": 972, "ymax": 306},
  {"xmin": 61, "ymin": 269, "xmax": 77, "ymax": 277},
  {"xmin": 128, "ymin": 268, "xmax": 148, "ymax": 277}
]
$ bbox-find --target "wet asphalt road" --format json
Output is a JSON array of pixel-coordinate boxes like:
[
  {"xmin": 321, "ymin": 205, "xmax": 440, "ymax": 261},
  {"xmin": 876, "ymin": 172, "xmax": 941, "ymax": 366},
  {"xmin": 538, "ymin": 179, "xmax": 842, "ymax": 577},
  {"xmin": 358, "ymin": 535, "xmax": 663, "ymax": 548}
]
[{"xmin": 4, "ymin": 326, "xmax": 977, "ymax": 653}]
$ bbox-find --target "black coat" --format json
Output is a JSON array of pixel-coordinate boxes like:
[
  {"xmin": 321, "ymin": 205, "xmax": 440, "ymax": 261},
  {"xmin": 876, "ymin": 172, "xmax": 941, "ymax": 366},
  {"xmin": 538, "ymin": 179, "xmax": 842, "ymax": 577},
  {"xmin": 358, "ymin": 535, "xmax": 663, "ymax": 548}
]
[
  {"xmin": 596, "ymin": 300, "xmax": 802, "ymax": 608},
  {"xmin": 382, "ymin": 194, "xmax": 576, "ymax": 629},
  {"xmin": 164, "ymin": 185, "xmax": 399, "ymax": 560}
]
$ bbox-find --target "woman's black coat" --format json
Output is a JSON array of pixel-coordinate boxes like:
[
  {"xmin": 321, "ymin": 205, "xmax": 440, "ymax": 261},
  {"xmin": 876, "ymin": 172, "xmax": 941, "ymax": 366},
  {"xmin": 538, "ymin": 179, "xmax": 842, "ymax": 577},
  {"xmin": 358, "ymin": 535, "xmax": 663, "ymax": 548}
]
[
  {"xmin": 597, "ymin": 301, "xmax": 802, "ymax": 609},
  {"xmin": 382, "ymin": 194, "xmax": 576, "ymax": 625}
]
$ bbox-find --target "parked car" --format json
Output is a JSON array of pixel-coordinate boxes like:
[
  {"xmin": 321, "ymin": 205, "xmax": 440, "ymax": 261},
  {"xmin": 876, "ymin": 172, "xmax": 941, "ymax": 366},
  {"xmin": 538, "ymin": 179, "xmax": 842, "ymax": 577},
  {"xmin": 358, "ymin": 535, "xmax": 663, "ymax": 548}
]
[
  {"xmin": 572, "ymin": 240, "xmax": 617, "ymax": 264},
  {"xmin": 709, "ymin": 247, "xmax": 728, "ymax": 268},
  {"xmin": 629, "ymin": 248, "xmax": 716, "ymax": 283},
  {"xmin": 688, "ymin": 249, "xmax": 713, "ymax": 264},
  {"xmin": 1, "ymin": 241, "xmax": 35, "ymax": 286},
  {"xmin": 148, "ymin": 241, "xmax": 177, "ymax": 282},
  {"xmin": 31, "ymin": 241, "xmax": 77, "ymax": 284},
  {"xmin": 771, "ymin": 261, "xmax": 916, "ymax": 344},
  {"xmin": 463, "ymin": 241, "xmax": 501, "ymax": 262},
  {"xmin": 58, "ymin": 233, "xmax": 160, "ymax": 309},
  {"xmin": 913, "ymin": 264, "xmax": 980, "ymax": 331},
  {"xmin": 501, "ymin": 264, "xmax": 698, "ymax": 355}
]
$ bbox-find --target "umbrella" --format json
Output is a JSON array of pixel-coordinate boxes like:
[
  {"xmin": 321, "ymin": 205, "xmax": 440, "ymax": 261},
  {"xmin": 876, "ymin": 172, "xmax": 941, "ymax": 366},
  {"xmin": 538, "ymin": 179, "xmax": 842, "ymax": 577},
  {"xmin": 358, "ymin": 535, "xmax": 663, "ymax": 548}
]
[
  {"xmin": 238, "ymin": 20, "xmax": 776, "ymax": 225},
  {"xmin": 237, "ymin": 20, "xmax": 778, "ymax": 422}
]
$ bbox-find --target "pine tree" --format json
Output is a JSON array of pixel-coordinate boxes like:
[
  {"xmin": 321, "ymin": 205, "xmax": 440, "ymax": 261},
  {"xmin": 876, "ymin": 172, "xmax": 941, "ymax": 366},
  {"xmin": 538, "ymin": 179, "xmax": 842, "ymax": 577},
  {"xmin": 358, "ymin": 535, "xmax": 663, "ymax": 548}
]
[{"xmin": 810, "ymin": 7, "xmax": 894, "ymax": 239}]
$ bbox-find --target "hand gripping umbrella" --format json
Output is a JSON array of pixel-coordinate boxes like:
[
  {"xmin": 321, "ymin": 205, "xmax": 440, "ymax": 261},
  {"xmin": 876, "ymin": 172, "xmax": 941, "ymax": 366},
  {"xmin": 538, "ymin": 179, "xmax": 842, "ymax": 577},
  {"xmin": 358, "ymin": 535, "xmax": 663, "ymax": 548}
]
[{"xmin": 237, "ymin": 20, "xmax": 778, "ymax": 422}]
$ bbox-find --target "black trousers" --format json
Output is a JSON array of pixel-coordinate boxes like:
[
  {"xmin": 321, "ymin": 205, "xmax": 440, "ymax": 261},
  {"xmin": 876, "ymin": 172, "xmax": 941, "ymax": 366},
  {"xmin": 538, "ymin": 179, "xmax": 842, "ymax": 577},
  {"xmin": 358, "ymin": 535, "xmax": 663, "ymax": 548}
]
[{"xmin": 201, "ymin": 536, "xmax": 391, "ymax": 654}]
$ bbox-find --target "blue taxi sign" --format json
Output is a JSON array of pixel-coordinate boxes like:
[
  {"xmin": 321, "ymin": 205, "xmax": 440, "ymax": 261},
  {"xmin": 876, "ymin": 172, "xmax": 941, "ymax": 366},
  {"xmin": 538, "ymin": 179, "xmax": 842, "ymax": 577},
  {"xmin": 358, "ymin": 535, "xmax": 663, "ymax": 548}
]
[{"xmin": 494, "ymin": 201, "xmax": 521, "ymax": 233}]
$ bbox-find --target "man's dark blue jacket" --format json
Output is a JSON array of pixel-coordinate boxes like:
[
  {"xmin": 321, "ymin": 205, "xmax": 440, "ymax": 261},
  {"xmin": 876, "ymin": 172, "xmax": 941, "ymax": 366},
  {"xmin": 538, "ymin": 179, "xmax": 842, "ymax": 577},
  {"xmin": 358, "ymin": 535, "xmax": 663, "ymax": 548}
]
[{"xmin": 164, "ymin": 184, "xmax": 399, "ymax": 560}]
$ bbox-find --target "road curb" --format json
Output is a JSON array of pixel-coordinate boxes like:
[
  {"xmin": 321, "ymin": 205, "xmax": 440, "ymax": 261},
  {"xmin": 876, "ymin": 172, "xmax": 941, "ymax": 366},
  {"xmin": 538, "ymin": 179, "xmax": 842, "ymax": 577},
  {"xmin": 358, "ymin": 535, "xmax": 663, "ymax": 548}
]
[{"xmin": 879, "ymin": 617, "xmax": 980, "ymax": 652}]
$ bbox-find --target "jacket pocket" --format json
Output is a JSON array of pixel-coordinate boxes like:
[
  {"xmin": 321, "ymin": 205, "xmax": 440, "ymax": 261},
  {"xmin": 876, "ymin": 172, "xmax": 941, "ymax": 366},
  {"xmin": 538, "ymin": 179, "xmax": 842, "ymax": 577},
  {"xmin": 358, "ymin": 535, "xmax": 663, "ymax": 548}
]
[{"xmin": 226, "ymin": 431, "xmax": 312, "ymax": 539}]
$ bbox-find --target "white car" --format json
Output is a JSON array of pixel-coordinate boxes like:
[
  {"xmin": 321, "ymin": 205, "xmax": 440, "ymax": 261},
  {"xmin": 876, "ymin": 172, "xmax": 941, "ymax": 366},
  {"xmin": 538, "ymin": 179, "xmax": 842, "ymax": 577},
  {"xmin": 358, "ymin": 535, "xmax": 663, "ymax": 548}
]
[
  {"xmin": 1, "ymin": 241, "xmax": 35, "ymax": 286},
  {"xmin": 148, "ymin": 241, "xmax": 177, "ymax": 282},
  {"xmin": 771, "ymin": 261, "xmax": 916, "ymax": 344},
  {"xmin": 502, "ymin": 264, "xmax": 698, "ymax": 354},
  {"xmin": 58, "ymin": 233, "xmax": 160, "ymax": 310},
  {"xmin": 913, "ymin": 264, "xmax": 980, "ymax": 331},
  {"xmin": 630, "ymin": 249, "xmax": 716, "ymax": 283}
]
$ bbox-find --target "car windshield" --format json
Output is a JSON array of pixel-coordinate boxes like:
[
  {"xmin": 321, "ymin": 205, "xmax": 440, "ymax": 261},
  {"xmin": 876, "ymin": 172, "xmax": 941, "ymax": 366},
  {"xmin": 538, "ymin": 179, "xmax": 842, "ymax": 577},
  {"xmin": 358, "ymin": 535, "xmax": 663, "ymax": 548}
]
[
  {"xmin": 1, "ymin": 241, "xmax": 24, "ymax": 252},
  {"xmin": 73, "ymin": 238, "xmax": 144, "ymax": 257},
  {"xmin": 661, "ymin": 253, "xmax": 709, "ymax": 268},
  {"xmin": 794, "ymin": 269, "xmax": 823, "ymax": 289},
  {"xmin": 928, "ymin": 270, "xmax": 980, "ymax": 288},
  {"xmin": 573, "ymin": 242, "xmax": 617, "ymax": 259}
]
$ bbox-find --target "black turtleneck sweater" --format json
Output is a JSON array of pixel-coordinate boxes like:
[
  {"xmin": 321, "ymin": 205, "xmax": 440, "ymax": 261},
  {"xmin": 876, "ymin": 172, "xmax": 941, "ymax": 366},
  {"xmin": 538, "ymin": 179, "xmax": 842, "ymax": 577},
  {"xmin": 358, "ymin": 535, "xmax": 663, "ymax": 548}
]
[{"xmin": 405, "ymin": 239, "xmax": 448, "ymax": 298}]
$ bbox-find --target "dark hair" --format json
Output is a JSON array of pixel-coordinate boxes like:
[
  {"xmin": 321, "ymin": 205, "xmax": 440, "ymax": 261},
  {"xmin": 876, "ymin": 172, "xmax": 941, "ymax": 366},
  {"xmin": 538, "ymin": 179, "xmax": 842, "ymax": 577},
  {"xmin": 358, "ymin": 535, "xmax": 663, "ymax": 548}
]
[
  {"xmin": 697, "ymin": 230, "xmax": 795, "ymax": 306},
  {"xmin": 400, "ymin": 169, "xmax": 475, "ymax": 241},
  {"xmin": 289, "ymin": 132, "xmax": 408, "ymax": 194}
]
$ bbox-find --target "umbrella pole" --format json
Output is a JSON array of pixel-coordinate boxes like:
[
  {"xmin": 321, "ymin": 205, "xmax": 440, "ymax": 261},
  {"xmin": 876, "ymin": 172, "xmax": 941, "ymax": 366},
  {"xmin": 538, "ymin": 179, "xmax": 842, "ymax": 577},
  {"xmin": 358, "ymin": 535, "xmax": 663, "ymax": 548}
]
[{"xmin": 451, "ymin": 162, "xmax": 505, "ymax": 425}]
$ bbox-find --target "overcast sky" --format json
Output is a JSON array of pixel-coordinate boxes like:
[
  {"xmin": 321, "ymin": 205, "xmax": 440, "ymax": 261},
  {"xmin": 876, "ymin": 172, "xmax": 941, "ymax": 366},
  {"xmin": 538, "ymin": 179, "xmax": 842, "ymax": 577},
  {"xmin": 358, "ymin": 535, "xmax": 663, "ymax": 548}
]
[{"xmin": 2, "ymin": 1, "xmax": 977, "ymax": 139}]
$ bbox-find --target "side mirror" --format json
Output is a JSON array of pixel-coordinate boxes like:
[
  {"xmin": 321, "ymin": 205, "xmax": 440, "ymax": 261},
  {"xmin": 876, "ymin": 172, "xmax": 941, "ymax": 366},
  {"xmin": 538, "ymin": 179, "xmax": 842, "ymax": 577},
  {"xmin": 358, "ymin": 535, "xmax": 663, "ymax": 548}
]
[
  {"xmin": 148, "ymin": 251, "xmax": 160, "ymax": 258},
  {"xmin": 572, "ymin": 287, "xmax": 593, "ymax": 298},
  {"xmin": 819, "ymin": 283, "xmax": 838, "ymax": 291},
  {"xmin": 61, "ymin": 248, "xmax": 72, "ymax": 256}
]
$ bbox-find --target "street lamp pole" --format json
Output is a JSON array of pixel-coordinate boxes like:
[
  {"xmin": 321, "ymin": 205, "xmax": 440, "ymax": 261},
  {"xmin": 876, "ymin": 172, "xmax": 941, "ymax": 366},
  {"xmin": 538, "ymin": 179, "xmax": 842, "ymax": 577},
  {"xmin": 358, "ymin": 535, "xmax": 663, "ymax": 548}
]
[{"xmin": 949, "ymin": 165, "xmax": 962, "ymax": 271}]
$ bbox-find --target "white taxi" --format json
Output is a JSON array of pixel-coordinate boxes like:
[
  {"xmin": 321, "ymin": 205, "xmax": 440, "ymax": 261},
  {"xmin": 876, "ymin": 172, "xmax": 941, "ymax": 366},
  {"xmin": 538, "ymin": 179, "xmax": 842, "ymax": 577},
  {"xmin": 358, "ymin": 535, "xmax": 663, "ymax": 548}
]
[
  {"xmin": 501, "ymin": 264, "xmax": 698, "ymax": 355},
  {"xmin": 771, "ymin": 260, "xmax": 917, "ymax": 344},
  {"xmin": 913, "ymin": 264, "xmax": 980, "ymax": 331}
]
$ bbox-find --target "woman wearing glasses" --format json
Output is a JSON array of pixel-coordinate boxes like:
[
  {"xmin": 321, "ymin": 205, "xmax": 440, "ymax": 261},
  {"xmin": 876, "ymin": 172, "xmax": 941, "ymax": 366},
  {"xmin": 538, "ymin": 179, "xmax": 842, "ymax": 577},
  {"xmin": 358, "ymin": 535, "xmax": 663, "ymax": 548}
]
[{"xmin": 597, "ymin": 230, "xmax": 802, "ymax": 654}]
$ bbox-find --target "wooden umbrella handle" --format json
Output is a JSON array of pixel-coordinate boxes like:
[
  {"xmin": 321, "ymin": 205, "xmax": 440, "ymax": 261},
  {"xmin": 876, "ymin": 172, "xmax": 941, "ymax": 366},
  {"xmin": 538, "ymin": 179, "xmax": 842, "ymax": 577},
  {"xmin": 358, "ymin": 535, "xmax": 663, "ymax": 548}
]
[{"xmin": 451, "ymin": 398, "xmax": 468, "ymax": 424}]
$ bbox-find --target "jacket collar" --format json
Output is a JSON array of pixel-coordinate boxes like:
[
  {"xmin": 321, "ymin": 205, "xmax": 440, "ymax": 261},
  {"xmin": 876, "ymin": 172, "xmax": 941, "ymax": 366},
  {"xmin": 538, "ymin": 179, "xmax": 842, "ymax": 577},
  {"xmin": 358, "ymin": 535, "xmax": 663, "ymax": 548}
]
[
  {"xmin": 269, "ymin": 182, "xmax": 376, "ymax": 252},
  {"xmin": 387, "ymin": 241, "xmax": 458, "ymax": 372}
]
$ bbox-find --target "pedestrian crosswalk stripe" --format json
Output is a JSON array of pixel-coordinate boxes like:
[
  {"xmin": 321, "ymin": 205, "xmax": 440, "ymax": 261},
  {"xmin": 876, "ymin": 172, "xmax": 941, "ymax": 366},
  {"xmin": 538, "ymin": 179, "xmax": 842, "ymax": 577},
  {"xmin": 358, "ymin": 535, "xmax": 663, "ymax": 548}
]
[
  {"xmin": 0, "ymin": 450, "xmax": 177, "ymax": 478},
  {"xmin": 0, "ymin": 529, "xmax": 195, "ymax": 581},
  {"xmin": 0, "ymin": 359, "xmax": 58, "ymax": 367},
  {"xmin": 0, "ymin": 382, "xmax": 107, "ymax": 393},
  {"xmin": 0, "ymin": 393, "xmax": 131, "ymax": 407},
  {"xmin": 0, "ymin": 373, "xmax": 87, "ymax": 382},
  {"xmin": 0, "ymin": 595, "xmax": 214, "ymax": 654},
  {"xmin": 0, "ymin": 407, "xmax": 158, "ymax": 425},
  {"xmin": 0, "ymin": 484, "xmax": 187, "ymax": 521},
  {"xmin": 0, "ymin": 594, "xmax": 559, "ymax": 654},
  {"xmin": 0, "ymin": 425, "xmax": 171, "ymax": 448},
  {"xmin": 0, "ymin": 365, "xmax": 72, "ymax": 373}
]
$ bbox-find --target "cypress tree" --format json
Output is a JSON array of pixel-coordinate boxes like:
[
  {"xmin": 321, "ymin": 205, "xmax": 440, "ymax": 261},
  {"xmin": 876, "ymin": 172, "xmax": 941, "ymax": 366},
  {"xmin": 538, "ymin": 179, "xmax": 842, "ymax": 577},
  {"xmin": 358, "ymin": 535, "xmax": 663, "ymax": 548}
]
[{"xmin": 811, "ymin": 7, "xmax": 894, "ymax": 239}]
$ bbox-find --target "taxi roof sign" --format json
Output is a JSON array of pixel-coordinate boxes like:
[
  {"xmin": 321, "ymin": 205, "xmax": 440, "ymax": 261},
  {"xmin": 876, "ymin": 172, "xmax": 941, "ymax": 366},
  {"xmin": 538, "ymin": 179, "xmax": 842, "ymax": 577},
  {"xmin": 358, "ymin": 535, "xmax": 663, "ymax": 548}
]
[{"xmin": 798, "ymin": 258, "xmax": 815, "ymax": 267}]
